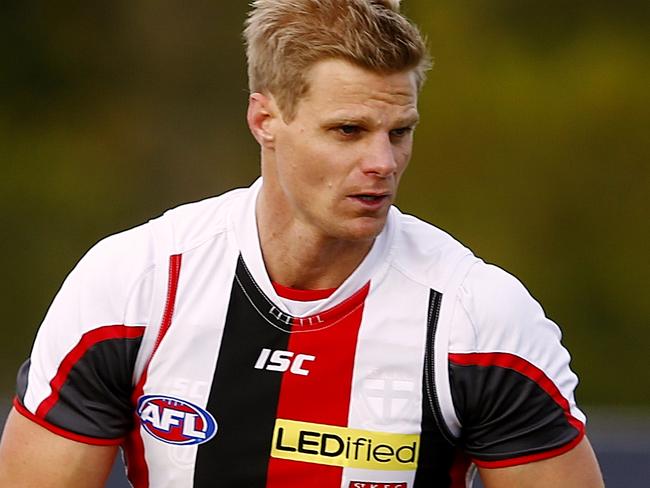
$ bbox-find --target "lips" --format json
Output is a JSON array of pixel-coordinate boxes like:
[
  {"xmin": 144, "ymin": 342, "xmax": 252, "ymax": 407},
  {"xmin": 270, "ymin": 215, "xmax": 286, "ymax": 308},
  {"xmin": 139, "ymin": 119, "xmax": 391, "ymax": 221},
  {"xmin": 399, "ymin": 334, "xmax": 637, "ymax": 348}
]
[
  {"xmin": 356, "ymin": 195, "xmax": 387, "ymax": 202},
  {"xmin": 349, "ymin": 190, "xmax": 391, "ymax": 200},
  {"xmin": 348, "ymin": 192, "xmax": 391, "ymax": 209}
]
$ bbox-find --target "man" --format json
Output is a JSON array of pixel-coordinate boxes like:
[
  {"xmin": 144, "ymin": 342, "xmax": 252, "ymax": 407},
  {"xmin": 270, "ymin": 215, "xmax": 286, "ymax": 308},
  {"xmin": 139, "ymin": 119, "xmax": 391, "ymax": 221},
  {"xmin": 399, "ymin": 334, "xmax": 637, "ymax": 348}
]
[{"xmin": 0, "ymin": 0, "xmax": 603, "ymax": 486}]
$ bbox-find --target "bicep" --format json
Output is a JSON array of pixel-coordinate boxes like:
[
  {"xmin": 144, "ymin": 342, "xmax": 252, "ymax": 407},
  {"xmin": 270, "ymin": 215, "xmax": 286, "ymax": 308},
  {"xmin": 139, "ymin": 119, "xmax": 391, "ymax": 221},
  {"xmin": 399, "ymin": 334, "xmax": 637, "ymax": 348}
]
[
  {"xmin": 0, "ymin": 408, "xmax": 118, "ymax": 488},
  {"xmin": 478, "ymin": 437, "xmax": 604, "ymax": 488}
]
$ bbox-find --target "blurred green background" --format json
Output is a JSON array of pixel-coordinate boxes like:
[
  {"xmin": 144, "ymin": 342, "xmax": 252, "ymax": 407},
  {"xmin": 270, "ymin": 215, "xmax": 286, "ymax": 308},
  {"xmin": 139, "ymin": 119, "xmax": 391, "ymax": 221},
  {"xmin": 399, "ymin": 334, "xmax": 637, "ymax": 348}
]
[{"xmin": 1, "ymin": 1, "xmax": 648, "ymax": 411}]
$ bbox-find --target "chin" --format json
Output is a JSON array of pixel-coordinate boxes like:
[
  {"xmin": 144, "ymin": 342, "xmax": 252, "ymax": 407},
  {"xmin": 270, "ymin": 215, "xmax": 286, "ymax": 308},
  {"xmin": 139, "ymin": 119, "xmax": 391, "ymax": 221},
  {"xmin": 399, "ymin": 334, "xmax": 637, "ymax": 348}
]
[{"xmin": 336, "ymin": 217, "xmax": 387, "ymax": 243}]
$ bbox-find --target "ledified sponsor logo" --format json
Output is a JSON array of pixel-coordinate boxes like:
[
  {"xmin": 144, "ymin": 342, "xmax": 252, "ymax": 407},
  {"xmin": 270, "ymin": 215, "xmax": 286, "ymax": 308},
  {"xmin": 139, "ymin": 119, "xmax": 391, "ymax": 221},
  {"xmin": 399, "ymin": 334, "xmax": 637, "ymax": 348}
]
[{"xmin": 271, "ymin": 419, "xmax": 419, "ymax": 470}]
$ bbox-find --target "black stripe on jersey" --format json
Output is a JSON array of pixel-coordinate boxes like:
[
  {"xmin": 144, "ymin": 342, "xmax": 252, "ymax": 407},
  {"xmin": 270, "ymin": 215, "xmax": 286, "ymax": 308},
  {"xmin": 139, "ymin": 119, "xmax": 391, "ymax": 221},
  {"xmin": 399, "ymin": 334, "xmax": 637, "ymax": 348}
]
[
  {"xmin": 194, "ymin": 256, "xmax": 291, "ymax": 487},
  {"xmin": 414, "ymin": 289, "xmax": 457, "ymax": 487},
  {"xmin": 449, "ymin": 362, "xmax": 581, "ymax": 461},
  {"xmin": 18, "ymin": 336, "xmax": 143, "ymax": 439}
]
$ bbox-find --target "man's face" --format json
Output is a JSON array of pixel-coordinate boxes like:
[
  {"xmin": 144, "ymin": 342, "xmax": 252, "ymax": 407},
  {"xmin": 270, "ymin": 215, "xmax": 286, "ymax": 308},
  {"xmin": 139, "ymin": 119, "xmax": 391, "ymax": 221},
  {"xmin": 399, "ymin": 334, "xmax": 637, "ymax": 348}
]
[{"xmin": 262, "ymin": 58, "xmax": 419, "ymax": 243}]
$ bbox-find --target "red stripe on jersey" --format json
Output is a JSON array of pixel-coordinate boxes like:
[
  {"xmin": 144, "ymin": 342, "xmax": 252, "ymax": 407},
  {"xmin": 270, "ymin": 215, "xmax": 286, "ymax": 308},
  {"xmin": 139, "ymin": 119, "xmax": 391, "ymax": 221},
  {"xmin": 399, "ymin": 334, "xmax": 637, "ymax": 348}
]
[
  {"xmin": 13, "ymin": 397, "xmax": 123, "ymax": 446},
  {"xmin": 125, "ymin": 253, "xmax": 182, "ymax": 488},
  {"xmin": 35, "ymin": 325, "xmax": 146, "ymax": 419},
  {"xmin": 448, "ymin": 352, "xmax": 585, "ymax": 468},
  {"xmin": 153, "ymin": 253, "xmax": 183, "ymax": 353},
  {"xmin": 266, "ymin": 283, "xmax": 370, "ymax": 487}
]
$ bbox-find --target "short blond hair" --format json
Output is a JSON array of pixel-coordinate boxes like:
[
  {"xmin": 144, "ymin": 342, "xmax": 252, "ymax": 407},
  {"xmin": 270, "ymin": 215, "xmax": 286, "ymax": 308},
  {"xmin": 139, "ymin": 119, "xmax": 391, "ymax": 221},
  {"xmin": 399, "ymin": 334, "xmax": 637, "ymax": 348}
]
[{"xmin": 244, "ymin": 0, "xmax": 431, "ymax": 120}]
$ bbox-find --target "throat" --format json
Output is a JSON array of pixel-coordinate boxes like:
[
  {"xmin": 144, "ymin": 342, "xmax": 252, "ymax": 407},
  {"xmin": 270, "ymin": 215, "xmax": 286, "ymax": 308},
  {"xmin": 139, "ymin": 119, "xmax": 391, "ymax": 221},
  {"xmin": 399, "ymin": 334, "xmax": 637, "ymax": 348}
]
[
  {"xmin": 255, "ymin": 186, "xmax": 375, "ymax": 289},
  {"xmin": 260, "ymin": 234, "xmax": 374, "ymax": 290}
]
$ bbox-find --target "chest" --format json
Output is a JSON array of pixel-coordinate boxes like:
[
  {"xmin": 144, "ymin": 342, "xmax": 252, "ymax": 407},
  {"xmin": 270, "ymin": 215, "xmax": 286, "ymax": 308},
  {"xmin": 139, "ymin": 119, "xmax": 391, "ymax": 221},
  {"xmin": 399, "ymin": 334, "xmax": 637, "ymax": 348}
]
[{"xmin": 137, "ymin": 256, "xmax": 456, "ymax": 487}]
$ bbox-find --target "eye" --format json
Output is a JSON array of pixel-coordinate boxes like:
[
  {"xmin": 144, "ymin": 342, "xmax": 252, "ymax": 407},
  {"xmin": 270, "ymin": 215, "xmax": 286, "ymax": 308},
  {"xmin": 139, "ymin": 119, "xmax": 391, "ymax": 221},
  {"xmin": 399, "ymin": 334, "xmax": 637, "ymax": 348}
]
[
  {"xmin": 337, "ymin": 125, "xmax": 362, "ymax": 136},
  {"xmin": 390, "ymin": 127, "xmax": 414, "ymax": 138}
]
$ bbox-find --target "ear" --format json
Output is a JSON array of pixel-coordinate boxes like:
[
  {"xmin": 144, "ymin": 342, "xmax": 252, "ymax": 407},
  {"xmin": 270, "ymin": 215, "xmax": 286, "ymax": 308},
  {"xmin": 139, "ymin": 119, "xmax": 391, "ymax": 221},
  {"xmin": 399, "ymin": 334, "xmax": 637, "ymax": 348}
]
[{"xmin": 247, "ymin": 92, "xmax": 278, "ymax": 149}]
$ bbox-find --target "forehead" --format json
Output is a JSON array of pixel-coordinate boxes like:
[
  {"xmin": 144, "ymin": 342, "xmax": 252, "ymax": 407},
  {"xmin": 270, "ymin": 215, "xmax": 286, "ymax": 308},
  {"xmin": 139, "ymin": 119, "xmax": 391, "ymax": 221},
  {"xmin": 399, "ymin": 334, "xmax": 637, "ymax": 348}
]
[{"xmin": 297, "ymin": 59, "xmax": 419, "ymax": 120}]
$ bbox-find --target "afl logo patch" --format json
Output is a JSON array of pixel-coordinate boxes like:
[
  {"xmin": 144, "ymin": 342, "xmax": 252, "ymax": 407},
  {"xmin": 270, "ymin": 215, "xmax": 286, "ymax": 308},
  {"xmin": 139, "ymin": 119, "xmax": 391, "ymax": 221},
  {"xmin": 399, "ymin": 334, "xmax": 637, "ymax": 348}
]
[{"xmin": 137, "ymin": 395, "xmax": 217, "ymax": 445}]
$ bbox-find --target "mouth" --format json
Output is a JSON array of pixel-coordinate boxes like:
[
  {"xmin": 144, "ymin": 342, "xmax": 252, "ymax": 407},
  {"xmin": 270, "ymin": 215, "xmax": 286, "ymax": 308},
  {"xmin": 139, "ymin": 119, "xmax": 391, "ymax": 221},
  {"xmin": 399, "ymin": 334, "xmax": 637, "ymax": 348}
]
[
  {"xmin": 348, "ymin": 193, "xmax": 392, "ymax": 208},
  {"xmin": 356, "ymin": 195, "xmax": 386, "ymax": 202}
]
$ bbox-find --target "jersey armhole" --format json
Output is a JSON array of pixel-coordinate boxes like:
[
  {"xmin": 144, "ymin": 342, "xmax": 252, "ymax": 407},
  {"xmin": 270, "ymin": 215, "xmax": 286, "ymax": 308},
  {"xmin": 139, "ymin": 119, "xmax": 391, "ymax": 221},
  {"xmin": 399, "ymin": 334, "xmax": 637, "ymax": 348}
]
[
  {"xmin": 132, "ymin": 216, "xmax": 177, "ymax": 385},
  {"xmin": 429, "ymin": 253, "xmax": 479, "ymax": 440}
]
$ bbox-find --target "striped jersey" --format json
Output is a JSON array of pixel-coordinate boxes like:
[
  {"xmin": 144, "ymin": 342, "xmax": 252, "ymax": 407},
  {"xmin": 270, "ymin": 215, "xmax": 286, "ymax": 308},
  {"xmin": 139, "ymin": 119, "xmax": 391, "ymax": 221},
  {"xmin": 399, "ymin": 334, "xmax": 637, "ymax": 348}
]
[{"xmin": 15, "ymin": 179, "xmax": 585, "ymax": 487}]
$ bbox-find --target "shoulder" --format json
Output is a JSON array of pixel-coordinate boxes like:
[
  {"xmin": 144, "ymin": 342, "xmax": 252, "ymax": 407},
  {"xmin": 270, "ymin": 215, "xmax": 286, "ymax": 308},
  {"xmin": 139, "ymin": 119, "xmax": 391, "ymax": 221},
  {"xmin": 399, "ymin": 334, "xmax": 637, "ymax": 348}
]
[
  {"xmin": 445, "ymin": 263, "xmax": 586, "ymax": 466},
  {"xmin": 87, "ymin": 184, "xmax": 248, "ymax": 260},
  {"xmin": 390, "ymin": 209, "xmax": 562, "ymax": 358},
  {"xmin": 390, "ymin": 209, "xmax": 475, "ymax": 291},
  {"xmin": 451, "ymin": 261, "xmax": 565, "ymax": 361},
  {"xmin": 450, "ymin": 261, "xmax": 584, "ymax": 419},
  {"xmin": 151, "ymin": 185, "xmax": 249, "ymax": 254},
  {"xmin": 48, "ymin": 185, "xmax": 250, "ymax": 326},
  {"xmin": 76, "ymin": 221, "xmax": 155, "ymax": 286},
  {"xmin": 448, "ymin": 260, "xmax": 586, "ymax": 429}
]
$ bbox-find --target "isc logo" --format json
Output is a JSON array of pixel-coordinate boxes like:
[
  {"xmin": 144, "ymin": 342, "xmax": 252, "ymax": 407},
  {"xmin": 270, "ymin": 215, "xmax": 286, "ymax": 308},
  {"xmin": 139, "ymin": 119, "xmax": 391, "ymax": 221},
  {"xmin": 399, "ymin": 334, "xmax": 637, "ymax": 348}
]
[
  {"xmin": 254, "ymin": 348, "xmax": 316, "ymax": 376},
  {"xmin": 137, "ymin": 395, "xmax": 217, "ymax": 445}
]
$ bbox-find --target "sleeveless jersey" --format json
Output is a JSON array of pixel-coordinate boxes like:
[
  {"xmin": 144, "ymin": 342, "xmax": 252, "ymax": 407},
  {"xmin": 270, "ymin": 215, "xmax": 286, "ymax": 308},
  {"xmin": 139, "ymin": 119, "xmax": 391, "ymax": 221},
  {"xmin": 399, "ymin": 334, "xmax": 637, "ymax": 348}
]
[{"xmin": 14, "ymin": 179, "xmax": 585, "ymax": 487}]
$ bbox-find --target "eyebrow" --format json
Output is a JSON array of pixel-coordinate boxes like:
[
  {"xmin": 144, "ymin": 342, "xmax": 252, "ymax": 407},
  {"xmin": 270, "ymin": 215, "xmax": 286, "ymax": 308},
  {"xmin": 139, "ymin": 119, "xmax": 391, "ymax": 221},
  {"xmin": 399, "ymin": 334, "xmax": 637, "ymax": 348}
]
[
  {"xmin": 323, "ymin": 113, "xmax": 420, "ymax": 128},
  {"xmin": 399, "ymin": 114, "xmax": 420, "ymax": 127}
]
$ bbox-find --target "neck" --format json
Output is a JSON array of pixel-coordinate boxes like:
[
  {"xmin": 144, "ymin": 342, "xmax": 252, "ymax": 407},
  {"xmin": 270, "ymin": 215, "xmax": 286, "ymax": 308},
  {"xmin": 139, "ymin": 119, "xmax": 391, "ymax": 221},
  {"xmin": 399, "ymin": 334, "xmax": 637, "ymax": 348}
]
[{"xmin": 256, "ymin": 190, "xmax": 374, "ymax": 290}]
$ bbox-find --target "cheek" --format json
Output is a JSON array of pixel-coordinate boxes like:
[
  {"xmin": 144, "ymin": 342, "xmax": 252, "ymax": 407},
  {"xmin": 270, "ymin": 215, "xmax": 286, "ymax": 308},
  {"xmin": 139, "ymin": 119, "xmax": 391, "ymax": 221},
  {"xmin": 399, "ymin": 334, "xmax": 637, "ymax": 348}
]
[
  {"xmin": 293, "ymin": 143, "xmax": 339, "ymax": 182},
  {"xmin": 280, "ymin": 143, "xmax": 332, "ymax": 195},
  {"xmin": 395, "ymin": 144, "xmax": 412, "ymax": 174},
  {"xmin": 277, "ymin": 128, "xmax": 349, "ymax": 193}
]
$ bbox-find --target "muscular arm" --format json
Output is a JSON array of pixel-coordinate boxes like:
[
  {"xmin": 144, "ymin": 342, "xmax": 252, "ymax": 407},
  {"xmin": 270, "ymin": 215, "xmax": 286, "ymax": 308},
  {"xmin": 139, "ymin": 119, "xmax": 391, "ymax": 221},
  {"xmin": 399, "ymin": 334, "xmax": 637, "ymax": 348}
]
[
  {"xmin": 0, "ymin": 408, "xmax": 118, "ymax": 488},
  {"xmin": 479, "ymin": 437, "xmax": 604, "ymax": 488}
]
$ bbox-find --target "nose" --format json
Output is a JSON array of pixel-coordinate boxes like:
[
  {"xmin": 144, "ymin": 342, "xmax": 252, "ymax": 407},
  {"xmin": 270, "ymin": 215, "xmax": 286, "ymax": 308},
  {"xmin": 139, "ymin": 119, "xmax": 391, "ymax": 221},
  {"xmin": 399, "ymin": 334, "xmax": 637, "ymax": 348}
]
[{"xmin": 361, "ymin": 133, "xmax": 398, "ymax": 178}]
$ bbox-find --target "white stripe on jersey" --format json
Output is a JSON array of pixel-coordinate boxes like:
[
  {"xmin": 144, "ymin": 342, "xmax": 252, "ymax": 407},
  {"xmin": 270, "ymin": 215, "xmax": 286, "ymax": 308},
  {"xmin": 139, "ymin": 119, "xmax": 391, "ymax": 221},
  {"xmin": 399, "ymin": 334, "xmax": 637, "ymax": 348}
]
[{"xmin": 343, "ymin": 267, "xmax": 431, "ymax": 487}]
